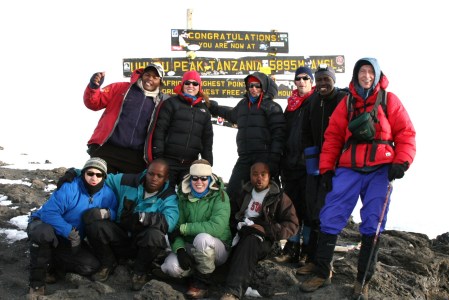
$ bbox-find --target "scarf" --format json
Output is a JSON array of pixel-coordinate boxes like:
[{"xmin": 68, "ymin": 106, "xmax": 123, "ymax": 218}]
[
  {"xmin": 190, "ymin": 177, "xmax": 210, "ymax": 198},
  {"xmin": 286, "ymin": 88, "xmax": 314, "ymax": 111},
  {"xmin": 82, "ymin": 174, "xmax": 105, "ymax": 196}
]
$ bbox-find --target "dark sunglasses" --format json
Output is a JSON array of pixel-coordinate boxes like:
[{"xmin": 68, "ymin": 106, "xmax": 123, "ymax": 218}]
[
  {"xmin": 184, "ymin": 80, "xmax": 199, "ymax": 86},
  {"xmin": 191, "ymin": 176, "xmax": 208, "ymax": 182},
  {"xmin": 86, "ymin": 171, "xmax": 104, "ymax": 178},
  {"xmin": 248, "ymin": 83, "xmax": 262, "ymax": 89},
  {"xmin": 295, "ymin": 76, "xmax": 310, "ymax": 81}
]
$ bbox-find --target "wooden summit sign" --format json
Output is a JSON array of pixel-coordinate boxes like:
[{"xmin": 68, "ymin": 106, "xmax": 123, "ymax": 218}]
[{"xmin": 170, "ymin": 29, "xmax": 289, "ymax": 53}]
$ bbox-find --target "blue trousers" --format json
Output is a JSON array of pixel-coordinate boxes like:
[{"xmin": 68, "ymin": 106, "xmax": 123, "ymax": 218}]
[{"xmin": 320, "ymin": 166, "xmax": 392, "ymax": 236}]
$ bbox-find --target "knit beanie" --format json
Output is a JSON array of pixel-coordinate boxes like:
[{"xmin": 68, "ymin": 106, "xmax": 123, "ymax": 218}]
[
  {"xmin": 247, "ymin": 76, "xmax": 260, "ymax": 84},
  {"xmin": 294, "ymin": 66, "xmax": 314, "ymax": 82},
  {"xmin": 82, "ymin": 157, "xmax": 107, "ymax": 177},
  {"xmin": 315, "ymin": 65, "xmax": 336, "ymax": 83},
  {"xmin": 182, "ymin": 70, "xmax": 202, "ymax": 91},
  {"xmin": 189, "ymin": 159, "xmax": 212, "ymax": 176}
]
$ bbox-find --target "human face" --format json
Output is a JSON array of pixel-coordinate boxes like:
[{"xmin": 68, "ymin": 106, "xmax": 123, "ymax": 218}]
[
  {"xmin": 145, "ymin": 162, "xmax": 169, "ymax": 193},
  {"xmin": 358, "ymin": 65, "xmax": 375, "ymax": 89},
  {"xmin": 183, "ymin": 80, "xmax": 200, "ymax": 96},
  {"xmin": 191, "ymin": 175, "xmax": 209, "ymax": 194},
  {"xmin": 295, "ymin": 73, "xmax": 313, "ymax": 96},
  {"xmin": 250, "ymin": 163, "xmax": 270, "ymax": 192},
  {"xmin": 84, "ymin": 168, "xmax": 103, "ymax": 186},
  {"xmin": 142, "ymin": 70, "xmax": 161, "ymax": 92},
  {"xmin": 248, "ymin": 82, "xmax": 262, "ymax": 98},
  {"xmin": 315, "ymin": 75, "xmax": 335, "ymax": 96}
]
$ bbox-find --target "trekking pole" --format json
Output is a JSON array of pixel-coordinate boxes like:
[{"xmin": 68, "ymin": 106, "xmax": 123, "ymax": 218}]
[{"xmin": 356, "ymin": 182, "xmax": 393, "ymax": 300}]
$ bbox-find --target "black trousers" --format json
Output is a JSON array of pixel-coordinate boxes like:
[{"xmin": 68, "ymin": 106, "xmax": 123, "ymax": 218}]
[
  {"xmin": 224, "ymin": 235, "xmax": 273, "ymax": 299},
  {"xmin": 27, "ymin": 220, "xmax": 100, "ymax": 288}
]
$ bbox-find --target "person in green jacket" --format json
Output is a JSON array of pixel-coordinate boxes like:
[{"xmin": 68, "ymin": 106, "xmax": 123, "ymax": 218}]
[{"xmin": 159, "ymin": 159, "xmax": 232, "ymax": 299}]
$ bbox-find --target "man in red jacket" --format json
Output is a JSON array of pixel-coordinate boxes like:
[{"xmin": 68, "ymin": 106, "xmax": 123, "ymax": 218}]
[
  {"xmin": 299, "ymin": 57, "xmax": 416, "ymax": 299},
  {"xmin": 84, "ymin": 63, "xmax": 169, "ymax": 174}
]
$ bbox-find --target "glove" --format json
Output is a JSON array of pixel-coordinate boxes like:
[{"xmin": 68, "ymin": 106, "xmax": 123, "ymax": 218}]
[
  {"xmin": 239, "ymin": 225, "xmax": 265, "ymax": 238},
  {"xmin": 83, "ymin": 208, "xmax": 110, "ymax": 225},
  {"xmin": 89, "ymin": 72, "xmax": 105, "ymax": 89},
  {"xmin": 68, "ymin": 228, "xmax": 81, "ymax": 254},
  {"xmin": 388, "ymin": 163, "xmax": 408, "ymax": 181},
  {"xmin": 321, "ymin": 170, "xmax": 335, "ymax": 192},
  {"xmin": 268, "ymin": 153, "xmax": 281, "ymax": 178},
  {"xmin": 208, "ymin": 100, "xmax": 219, "ymax": 116},
  {"xmin": 177, "ymin": 248, "xmax": 194, "ymax": 270},
  {"xmin": 100, "ymin": 209, "xmax": 110, "ymax": 219},
  {"xmin": 56, "ymin": 168, "xmax": 77, "ymax": 190}
]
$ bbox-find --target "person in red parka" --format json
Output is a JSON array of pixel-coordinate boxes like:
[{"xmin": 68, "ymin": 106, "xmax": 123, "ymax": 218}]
[
  {"xmin": 300, "ymin": 57, "xmax": 416, "ymax": 299},
  {"xmin": 83, "ymin": 63, "xmax": 169, "ymax": 174}
]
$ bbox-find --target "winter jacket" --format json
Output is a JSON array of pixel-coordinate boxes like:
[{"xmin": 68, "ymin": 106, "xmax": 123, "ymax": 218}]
[
  {"xmin": 83, "ymin": 68, "xmax": 169, "ymax": 163},
  {"xmin": 281, "ymin": 88, "xmax": 315, "ymax": 170},
  {"xmin": 209, "ymin": 72, "xmax": 286, "ymax": 157},
  {"xmin": 151, "ymin": 94, "xmax": 213, "ymax": 165},
  {"xmin": 302, "ymin": 88, "xmax": 348, "ymax": 151},
  {"xmin": 171, "ymin": 174, "xmax": 232, "ymax": 251},
  {"xmin": 231, "ymin": 181, "xmax": 299, "ymax": 242},
  {"xmin": 319, "ymin": 74, "xmax": 416, "ymax": 173},
  {"xmin": 31, "ymin": 176, "xmax": 117, "ymax": 240},
  {"xmin": 104, "ymin": 171, "xmax": 179, "ymax": 233}
]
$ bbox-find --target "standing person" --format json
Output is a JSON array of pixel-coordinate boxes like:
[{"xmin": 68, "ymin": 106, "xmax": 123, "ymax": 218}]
[
  {"xmin": 299, "ymin": 58, "xmax": 416, "ymax": 299},
  {"xmin": 56, "ymin": 159, "xmax": 179, "ymax": 291},
  {"xmin": 275, "ymin": 66, "xmax": 315, "ymax": 265},
  {"xmin": 209, "ymin": 72, "xmax": 286, "ymax": 203},
  {"xmin": 158, "ymin": 159, "xmax": 232, "ymax": 299},
  {"xmin": 296, "ymin": 65, "xmax": 348, "ymax": 275},
  {"xmin": 84, "ymin": 63, "xmax": 169, "ymax": 174},
  {"xmin": 27, "ymin": 158, "xmax": 117, "ymax": 299},
  {"xmin": 152, "ymin": 70, "xmax": 214, "ymax": 191},
  {"xmin": 219, "ymin": 162, "xmax": 299, "ymax": 300}
]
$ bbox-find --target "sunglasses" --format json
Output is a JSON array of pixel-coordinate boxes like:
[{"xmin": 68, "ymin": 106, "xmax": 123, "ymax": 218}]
[
  {"xmin": 86, "ymin": 171, "xmax": 104, "ymax": 178},
  {"xmin": 248, "ymin": 83, "xmax": 262, "ymax": 89},
  {"xmin": 191, "ymin": 176, "xmax": 208, "ymax": 182},
  {"xmin": 184, "ymin": 80, "xmax": 199, "ymax": 86},
  {"xmin": 295, "ymin": 76, "xmax": 310, "ymax": 81}
]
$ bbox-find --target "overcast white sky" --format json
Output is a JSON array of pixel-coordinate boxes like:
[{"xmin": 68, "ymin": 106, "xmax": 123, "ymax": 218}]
[{"xmin": 0, "ymin": 0, "xmax": 448, "ymax": 238}]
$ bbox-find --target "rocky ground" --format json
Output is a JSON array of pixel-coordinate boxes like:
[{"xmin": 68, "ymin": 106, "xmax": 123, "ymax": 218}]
[{"xmin": 1, "ymin": 159, "xmax": 449, "ymax": 300}]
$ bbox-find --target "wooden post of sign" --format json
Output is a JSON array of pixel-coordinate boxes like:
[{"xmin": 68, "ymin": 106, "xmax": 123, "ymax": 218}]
[{"xmin": 186, "ymin": 9, "xmax": 196, "ymax": 67}]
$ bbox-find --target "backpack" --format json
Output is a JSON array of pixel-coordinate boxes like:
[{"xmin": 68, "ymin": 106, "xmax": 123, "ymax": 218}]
[{"xmin": 347, "ymin": 89, "xmax": 387, "ymax": 142}]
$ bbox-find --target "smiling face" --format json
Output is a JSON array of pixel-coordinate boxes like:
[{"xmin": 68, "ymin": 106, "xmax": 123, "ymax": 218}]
[
  {"xmin": 250, "ymin": 162, "xmax": 270, "ymax": 192},
  {"xmin": 358, "ymin": 64, "xmax": 375, "ymax": 89},
  {"xmin": 315, "ymin": 74, "xmax": 335, "ymax": 96},
  {"xmin": 182, "ymin": 80, "xmax": 200, "ymax": 96},
  {"xmin": 190, "ymin": 175, "xmax": 210, "ymax": 194},
  {"xmin": 294, "ymin": 73, "xmax": 313, "ymax": 96},
  {"xmin": 145, "ymin": 161, "xmax": 169, "ymax": 193},
  {"xmin": 141, "ymin": 69, "xmax": 161, "ymax": 92}
]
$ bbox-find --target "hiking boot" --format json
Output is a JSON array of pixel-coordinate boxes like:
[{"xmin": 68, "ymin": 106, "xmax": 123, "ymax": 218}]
[
  {"xmin": 299, "ymin": 276, "xmax": 331, "ymax": 292},
  {"xmin": 27, "ymin": 286, "xmax": 45, "ymax": 300},
  {"xmin": 273, "ymin": 241, "xmax": 300, "ymax": 263},
  {"xmin": 220, "ymin": 292, "xmax": 239, "ymax": 300},
  {"xmin": 296, "ymin": 262, "xmax": 316, "ymax": 275},
  {"xmin": 131, "ymin": 273, "xmax": 147, "ymax": 291},
  {"xmin": 186, "ymin": 285, "xmax": 209, "ymax": 299},
  {"xmin": 92, "ymin": 266, "xmax": 114, "ymax": 282},
  {"xmin": 352, "ymin": 281, "xmax": 369, "ymax": 299}
]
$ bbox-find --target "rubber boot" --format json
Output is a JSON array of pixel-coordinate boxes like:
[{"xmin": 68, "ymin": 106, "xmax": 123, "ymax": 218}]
[{"xmin": 300, "ymin": 232, "xmax": 337, "ymax": 292}]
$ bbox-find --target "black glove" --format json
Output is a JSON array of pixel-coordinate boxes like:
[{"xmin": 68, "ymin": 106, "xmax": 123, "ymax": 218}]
[
  {"xmin": 268, "ymin": 153, "xmax": 281, "ymax": 178},
  {"xmin": 89, "ymin": 72, "xmax": 104, "ymax": 89},
  {"xmin": 138, "ymin": 212, "xmax": 168, "ymax": 233},
  {"xmin": 239, "ymin": 225, "xmax": 265, "ymax": 238},
  {"xmin": 83, "ymin": 208, "xmax": 110, "ymax": 225},
  {"xmin": 208, "ymin": 100, "xmax": 219, "ymax": 116},
  {"xmin": 321, "ymin": 170, "xmax": 335, "ymax": 192},
  {"xmin": 388, "ymin": 163, "xmax": 408, "ymax": 181},
  {"xmin": 177, "ymin": 248, "xmax": 194, "ymax": 270},
  {"xmin": 68, "ymin": 228, "xmax": 81, "ymax": 254},
  {"xmin": 56, "ymin": 168, "xmax": 77, "ymax": 190}
]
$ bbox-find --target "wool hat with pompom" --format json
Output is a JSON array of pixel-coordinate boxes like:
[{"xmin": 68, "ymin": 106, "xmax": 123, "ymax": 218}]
[
  {"xmin": 82, "ymin": 157, "xmax": 107, "ymax": 177},
  {"xmin": 189, "ymin": 159, "xmax": 212, "ymax": 176}
]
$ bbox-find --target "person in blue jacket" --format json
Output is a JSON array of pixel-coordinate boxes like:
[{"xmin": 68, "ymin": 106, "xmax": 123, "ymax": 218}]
[
  {"xmin": 27, "ymin": 157, "xmax": 117, "ymax": 299},
  {"xmin": 58, "ymin": 158, "xmax": 179, "ymax": 291}
]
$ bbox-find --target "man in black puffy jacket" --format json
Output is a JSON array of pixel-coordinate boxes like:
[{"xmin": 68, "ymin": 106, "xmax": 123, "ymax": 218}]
[{"xmin": 209, "ymin": 72, "xmax": 286, "ymax": 203}]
